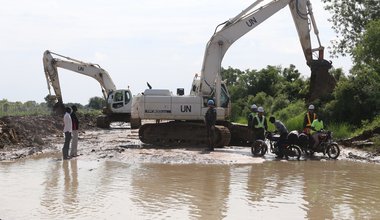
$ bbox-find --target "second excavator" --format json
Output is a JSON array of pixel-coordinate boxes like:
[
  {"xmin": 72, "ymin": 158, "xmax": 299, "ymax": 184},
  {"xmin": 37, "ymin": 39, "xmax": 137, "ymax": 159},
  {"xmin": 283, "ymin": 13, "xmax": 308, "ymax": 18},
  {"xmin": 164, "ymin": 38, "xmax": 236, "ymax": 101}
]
[{"xmin": 43, "ymin": 50, "xmax": 141, "ymax": 128}]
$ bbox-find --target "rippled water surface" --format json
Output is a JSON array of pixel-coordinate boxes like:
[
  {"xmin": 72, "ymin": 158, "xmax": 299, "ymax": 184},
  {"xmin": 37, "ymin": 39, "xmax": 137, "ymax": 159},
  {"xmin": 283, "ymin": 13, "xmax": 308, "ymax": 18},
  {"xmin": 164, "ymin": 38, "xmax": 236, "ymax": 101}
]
[{"xmin": 1, "ymin": 156, "xmax": 380, "ymax": 219}]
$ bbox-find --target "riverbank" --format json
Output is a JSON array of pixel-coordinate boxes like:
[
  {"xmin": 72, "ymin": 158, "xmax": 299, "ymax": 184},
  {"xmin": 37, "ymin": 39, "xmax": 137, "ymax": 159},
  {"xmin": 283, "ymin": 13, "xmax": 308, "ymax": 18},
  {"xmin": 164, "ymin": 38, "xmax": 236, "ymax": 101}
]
[{"xmin": 1, "ymin": 115, "xmax": 379, "ymax": 164}]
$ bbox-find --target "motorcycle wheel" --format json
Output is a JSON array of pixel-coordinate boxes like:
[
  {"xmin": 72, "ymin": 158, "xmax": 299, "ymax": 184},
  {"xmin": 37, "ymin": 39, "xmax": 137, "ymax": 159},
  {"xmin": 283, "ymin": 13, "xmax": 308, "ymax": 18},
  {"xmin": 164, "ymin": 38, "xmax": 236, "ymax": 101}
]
[
  {"xmin": 251, "ymin": 140, "xmax": 267, "ymax": 157},
  {"xmin": 326, "ymin": 143, "xmax": 340, "ymax": 159},
  {"xmin": 285, "ymin": 145, "xmax": 302, "ymax": 160},
  {"xmin": 303, "ymin": 147, "xmax": 314, "ymax": 157}
]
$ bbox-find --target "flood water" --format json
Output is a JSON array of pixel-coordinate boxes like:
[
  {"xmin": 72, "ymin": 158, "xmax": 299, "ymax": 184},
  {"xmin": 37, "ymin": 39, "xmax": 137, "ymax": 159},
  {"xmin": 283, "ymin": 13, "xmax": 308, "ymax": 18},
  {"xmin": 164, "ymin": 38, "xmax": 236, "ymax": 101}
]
[{"xmin": 1, "ymin": 155, "xmax": 380, "ymax": 219}]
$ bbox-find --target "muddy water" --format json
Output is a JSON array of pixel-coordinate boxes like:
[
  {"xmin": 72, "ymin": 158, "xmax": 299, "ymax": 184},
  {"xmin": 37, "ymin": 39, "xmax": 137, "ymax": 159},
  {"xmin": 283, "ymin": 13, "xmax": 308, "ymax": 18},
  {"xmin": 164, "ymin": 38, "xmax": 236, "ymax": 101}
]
[{"xmin": 1, "ymin": 157, "xmax": 380, "ymax": 219}]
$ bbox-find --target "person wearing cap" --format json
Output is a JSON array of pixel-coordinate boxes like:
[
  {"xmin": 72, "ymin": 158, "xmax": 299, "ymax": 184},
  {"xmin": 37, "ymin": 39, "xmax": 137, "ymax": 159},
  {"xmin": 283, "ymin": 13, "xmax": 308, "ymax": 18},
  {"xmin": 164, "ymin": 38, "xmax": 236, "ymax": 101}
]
[
  {"xmin": 303, "ymin": 104, "xmax": 317, "ymax": 135},
  {"xmin": 62, "ymin": 106, "xmax": 72, "ymax": 160},
  {"xmin": 252, "ymin": 106, "xmax": 268, "ymax": 141},
  {"xmin": 205, "ymin": 99, "xmax": 217, "ymax": 151},
  {"xmin": 269, "ymin": 116, "xmax": 288, "ymax": 158},
  {"xmin": 70, "ymin": 105, "xmax": 79, "ymax": 157},
  {"xmin": 248, "ymin": 104, "xmax": 257, "ymax": 129}
]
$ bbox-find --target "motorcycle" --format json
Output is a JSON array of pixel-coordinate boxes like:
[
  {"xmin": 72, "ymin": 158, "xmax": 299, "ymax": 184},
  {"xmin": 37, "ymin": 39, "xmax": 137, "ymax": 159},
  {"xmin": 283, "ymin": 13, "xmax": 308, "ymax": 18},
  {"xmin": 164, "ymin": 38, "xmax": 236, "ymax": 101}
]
[
  {"xmin": 251, "ymin": 132, "xmax": 302, "ymax": 160},
  {"xmin": 300, "ymin": 130, "xmax": 340, "ymax": 159}
]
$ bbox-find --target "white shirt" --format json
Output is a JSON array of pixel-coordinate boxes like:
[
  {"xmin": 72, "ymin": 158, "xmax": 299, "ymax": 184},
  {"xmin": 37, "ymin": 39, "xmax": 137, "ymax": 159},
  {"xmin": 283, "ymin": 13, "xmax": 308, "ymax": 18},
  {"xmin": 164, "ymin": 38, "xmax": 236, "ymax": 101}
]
[{"xmin": 63, "ymin": 112, "xmax": 72, "ymax": 133}]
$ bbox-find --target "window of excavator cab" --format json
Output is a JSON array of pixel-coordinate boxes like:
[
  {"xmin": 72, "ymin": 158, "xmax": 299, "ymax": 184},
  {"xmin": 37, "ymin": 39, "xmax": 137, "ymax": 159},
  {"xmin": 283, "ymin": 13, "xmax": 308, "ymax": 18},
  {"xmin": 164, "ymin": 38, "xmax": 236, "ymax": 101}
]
[
  {"xmin": 220, "ymin": 84, "xmax": 229, "ymax": 108},
  {"xmin": 114, "ymin": 91, "xmax": 123, "ymax": 102},
  {"xmin": 125, "ymin": 91, "xmax": 131, "ymax": 104}
]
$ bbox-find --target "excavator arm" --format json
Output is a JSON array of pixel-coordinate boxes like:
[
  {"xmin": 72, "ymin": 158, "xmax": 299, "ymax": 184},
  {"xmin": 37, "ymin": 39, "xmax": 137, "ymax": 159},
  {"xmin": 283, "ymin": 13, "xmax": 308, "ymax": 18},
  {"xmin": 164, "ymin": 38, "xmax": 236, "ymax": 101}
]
[
  {"xmin": 198, "ymin": 0, "xmax": 324, "ymax": 106},
  {"xmin": 43, "ymin": 50, "xmax": 117, "ymax": 104}
]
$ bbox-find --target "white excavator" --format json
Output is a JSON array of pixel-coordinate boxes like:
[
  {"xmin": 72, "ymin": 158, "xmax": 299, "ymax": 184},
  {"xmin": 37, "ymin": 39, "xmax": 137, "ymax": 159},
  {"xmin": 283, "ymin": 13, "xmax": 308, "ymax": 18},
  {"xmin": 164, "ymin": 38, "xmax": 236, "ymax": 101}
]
[
  {"xmin": 133, "ymin": 0, "xmax": 333, "ymax": 147},
  {"xmin": 43, "ymin": 50, "xmax": 141, "ymax": 128}
]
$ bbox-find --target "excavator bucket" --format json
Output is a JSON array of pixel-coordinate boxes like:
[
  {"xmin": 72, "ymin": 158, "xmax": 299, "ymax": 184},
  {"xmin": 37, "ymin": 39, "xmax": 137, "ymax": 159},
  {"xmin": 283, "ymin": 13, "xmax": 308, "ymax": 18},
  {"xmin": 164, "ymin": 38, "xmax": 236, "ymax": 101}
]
[
  {"xmin": 308, "ymin": 59, "xmax": 335, "ymax": 102},
  {"xmin": 52, "ymin": 102, "xmax": 65, "ymax": 116}
]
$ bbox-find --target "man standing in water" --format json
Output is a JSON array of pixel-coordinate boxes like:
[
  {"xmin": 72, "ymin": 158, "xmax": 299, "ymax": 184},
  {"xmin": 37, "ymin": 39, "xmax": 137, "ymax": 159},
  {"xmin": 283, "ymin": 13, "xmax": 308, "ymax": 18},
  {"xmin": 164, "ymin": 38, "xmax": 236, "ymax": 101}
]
[
  {"xmin": 70, "ymin": 105, "xmax": 79, "ymax": 157},
  {"xmin": 205, "ymin": 99, "xmax": 217, "ymax": 151},
  {"xmin": 63, "ymin": 106, "xmax": 72, "ymax": 160},
  {"xmin": 252, "ymin": 106, "xmax": 267, "ymax": 141}
]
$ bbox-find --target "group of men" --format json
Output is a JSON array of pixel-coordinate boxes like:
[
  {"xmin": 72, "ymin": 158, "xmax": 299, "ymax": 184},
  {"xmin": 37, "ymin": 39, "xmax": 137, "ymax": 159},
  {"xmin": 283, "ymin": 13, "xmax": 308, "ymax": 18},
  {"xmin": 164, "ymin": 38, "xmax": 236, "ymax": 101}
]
[
  {"xmin": 204, "ymin": 99, "xmax": 325, "ymax": 153},
  {"xmin": 62, "ymin": 99, "xmax": 322, "ymax": 155},
  {"xmin": 62, "ymin": 105, "xmax": 79, "ymax": 160},
  {"xmin": 248, "ymin": 103, "xmax": 324, "ymax": 152}
]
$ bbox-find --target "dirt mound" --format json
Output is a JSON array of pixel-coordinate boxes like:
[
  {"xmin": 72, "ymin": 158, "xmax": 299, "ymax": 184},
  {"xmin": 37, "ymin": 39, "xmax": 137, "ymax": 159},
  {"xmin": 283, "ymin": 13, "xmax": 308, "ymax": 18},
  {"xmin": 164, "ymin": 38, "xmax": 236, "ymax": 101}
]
[{"xmin": 0, "ymin": 114, "xmax": 97, "ymax": 149}]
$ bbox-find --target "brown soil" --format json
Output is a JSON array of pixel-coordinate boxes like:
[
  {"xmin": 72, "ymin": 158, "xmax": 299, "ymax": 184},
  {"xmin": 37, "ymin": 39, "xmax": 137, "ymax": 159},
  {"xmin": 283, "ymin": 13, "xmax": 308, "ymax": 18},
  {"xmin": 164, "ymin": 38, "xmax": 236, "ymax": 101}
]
[
  {"xmin": 1, "ymin": 115, "xmax": 379, "ymax": 163},
  {"xmin": 0, "ymin": 114, "xmax": 97, "ymax": 156}
]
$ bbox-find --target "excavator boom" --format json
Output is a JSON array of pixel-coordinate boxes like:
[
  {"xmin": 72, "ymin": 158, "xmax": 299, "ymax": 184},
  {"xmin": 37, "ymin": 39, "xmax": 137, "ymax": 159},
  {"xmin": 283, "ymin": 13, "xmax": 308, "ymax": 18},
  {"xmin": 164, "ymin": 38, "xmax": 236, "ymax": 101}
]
[
  {"xmin": 43, "ymin": 50, "xmax": 117, "ymax": 102},
  {"xmin": 197, "ymin": 0, "xmax": 324, "ymax": 107}
]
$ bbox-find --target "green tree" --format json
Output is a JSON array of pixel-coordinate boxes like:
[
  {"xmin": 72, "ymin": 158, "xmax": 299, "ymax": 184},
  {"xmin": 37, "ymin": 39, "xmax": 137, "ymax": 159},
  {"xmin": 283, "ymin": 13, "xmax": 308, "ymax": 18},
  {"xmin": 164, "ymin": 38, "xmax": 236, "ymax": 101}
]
[
  {"xmin": 322, "ymin": 0, "xmax": 380, "ymax": 57},
  {"xmin": 323, "ymin": 20, "xmax": 380, "ymax": 125},
  {"xmin": 87, "ymin": 96, "xmax": 105, "ymax": 109},
  {"xmin": 277, "ymin": 64, "xmax": 308, "ymax": 101},
  {"xmin": 353, "ymin": 19, "xmax": 380, "ymax": 72},
  {"xmin": 222, "ymin": 67, "xmax": 243, "ymax": 87},
  {"xmin": 325, "ymin": 69, "xmax": 380, "ymax": 125},
  {"xmin": 247, "ymin": 66, "xmax": 281, "ymax": 97}
]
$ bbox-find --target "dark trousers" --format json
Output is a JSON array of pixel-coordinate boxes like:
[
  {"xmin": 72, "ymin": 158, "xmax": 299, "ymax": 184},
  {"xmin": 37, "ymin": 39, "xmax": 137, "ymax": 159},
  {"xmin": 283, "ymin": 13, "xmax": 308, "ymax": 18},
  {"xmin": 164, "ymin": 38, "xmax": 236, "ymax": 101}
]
[
  {"xmin": 206, "ymin": 125, "xmax": 215, "ymax": 148},
  {"xmin": 277, "ymin": 132, "xmax": 288, "ymax": 156},
  {"xmin": 253, "ymin": 128, "xmax": 265, "ymax": 141},
  {"xmin": 63, "ymin": 132, "xmax": 72, "ymax": 159}
]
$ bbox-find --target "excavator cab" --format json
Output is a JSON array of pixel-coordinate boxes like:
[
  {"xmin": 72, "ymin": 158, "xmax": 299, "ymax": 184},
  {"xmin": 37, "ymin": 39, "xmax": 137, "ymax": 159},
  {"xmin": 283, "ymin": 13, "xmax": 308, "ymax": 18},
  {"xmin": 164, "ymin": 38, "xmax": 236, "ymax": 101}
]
[{"xmin": 106, "ymin": 89, "xmax": 132, "ymax": 113}]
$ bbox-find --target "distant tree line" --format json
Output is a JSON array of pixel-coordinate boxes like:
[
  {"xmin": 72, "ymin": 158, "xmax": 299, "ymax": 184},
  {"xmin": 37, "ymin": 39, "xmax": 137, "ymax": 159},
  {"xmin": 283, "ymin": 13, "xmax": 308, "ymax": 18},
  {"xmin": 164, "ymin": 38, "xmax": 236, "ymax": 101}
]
[{"xmin": 0, "ymin": 96, "xmax": 105, "ymax": 117}]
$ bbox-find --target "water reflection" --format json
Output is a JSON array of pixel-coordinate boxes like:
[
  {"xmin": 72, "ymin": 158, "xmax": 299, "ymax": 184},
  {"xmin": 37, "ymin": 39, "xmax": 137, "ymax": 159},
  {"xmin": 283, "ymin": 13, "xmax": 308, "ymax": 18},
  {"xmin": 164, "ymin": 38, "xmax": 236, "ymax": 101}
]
[
  {"xmin": 1, "ymin": 158, "xmax": 380, "ymax": 219},
  {"xmin": 245, "ymin": 162, "xmax": 307, "ymax": 218},
  {"xmin": 130, "ymin": 164, "xmax": 230, "ymax": 219},
  {"xmin": 302, "ymin": 161, "xmax": 380, "ymax": 219},
  {"xmin": 40, "ymin": 159, "xmax": 79, "ymax": 217},
  {"xmin": 63, "ymin": 159, "xmax": 78, "ymax": 208}
]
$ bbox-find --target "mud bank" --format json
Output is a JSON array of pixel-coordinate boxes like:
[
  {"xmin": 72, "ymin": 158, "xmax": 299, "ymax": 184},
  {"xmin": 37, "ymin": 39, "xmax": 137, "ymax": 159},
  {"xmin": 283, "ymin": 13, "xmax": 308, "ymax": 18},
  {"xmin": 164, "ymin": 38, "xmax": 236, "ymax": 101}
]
[
  {"xmin": 1, "ymin": 127, "xmax": 379, "ymax": 164},
  {"xmin": 0, "ymin": 115, "xmax": 379, "ymax": 164}
]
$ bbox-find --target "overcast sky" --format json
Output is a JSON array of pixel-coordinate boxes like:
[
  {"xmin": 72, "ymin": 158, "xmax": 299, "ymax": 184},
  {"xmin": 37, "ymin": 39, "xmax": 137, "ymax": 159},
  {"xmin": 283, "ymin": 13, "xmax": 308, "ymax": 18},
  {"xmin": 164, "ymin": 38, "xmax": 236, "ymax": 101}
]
[{"xmin": 0, "ymin": 0, "xmax": 352, "ymax": 105}]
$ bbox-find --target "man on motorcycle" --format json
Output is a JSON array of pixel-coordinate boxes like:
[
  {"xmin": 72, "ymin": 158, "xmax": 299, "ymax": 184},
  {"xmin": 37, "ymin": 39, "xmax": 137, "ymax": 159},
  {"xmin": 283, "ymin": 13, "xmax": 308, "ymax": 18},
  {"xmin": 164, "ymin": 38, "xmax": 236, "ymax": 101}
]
[
  {"xmin": 311, "ymin": 118, "xmax": 324, "ymax": 150},
  {"xmin": 269, "ymin": 116, "xmax": 288, "ymax": 158},
  {"xmin": 303, "ymin": 104, "xmax": 317, "ymax": 135}
]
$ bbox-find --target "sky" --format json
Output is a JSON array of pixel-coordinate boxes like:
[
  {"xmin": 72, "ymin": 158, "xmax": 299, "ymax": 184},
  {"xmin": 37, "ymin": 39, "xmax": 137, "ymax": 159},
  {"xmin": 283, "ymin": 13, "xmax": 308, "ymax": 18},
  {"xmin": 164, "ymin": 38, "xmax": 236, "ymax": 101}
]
[{"xmin": 0, "ymin": 0, "xmax": 352, "ymax": 105}]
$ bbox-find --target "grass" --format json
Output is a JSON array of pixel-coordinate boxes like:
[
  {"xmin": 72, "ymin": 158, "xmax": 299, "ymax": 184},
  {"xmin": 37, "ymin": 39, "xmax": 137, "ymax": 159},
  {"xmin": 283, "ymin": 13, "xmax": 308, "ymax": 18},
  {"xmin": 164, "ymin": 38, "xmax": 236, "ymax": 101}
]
[
  {"xmin": 283, "ymin": 113, "xmax": 304, "ymax": 132},
  {"xmin": 353, "ymin": 115, "xmax": 380, "ymax": 137},
  {"xmin": 327, "ymin": 122, "xmax": 353, "ymax": 140},
  {"xmin": 234, "ymin": 116, "xmax": 248, "ymax": 125}
]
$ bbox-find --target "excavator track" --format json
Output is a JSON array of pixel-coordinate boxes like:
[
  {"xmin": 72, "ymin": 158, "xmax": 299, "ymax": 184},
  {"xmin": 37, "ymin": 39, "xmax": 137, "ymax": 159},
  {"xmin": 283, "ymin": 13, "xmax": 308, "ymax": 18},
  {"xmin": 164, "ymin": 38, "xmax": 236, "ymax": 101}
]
[{"xmin": 139, "ymin": 121, "xmax": 231, "ymax": 147}]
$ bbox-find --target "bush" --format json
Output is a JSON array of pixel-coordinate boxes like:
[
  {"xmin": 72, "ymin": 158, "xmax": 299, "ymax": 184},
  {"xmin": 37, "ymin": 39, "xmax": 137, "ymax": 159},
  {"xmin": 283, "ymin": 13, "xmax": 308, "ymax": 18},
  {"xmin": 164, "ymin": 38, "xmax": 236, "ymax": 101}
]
[
  {"xmin": 352, "ymin": 115, "xmax": 380, "ymax": 137},
  {"xmin": 276, "ymin": 100, "xmax": 305, "ymax": 122},
  {"xmin": 327, "ymin": 123, "xmax": 352, "ymax": 139},
  {"xmin": 284, "ymin": 113, "xmax": 304, "ymax": 132}
]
